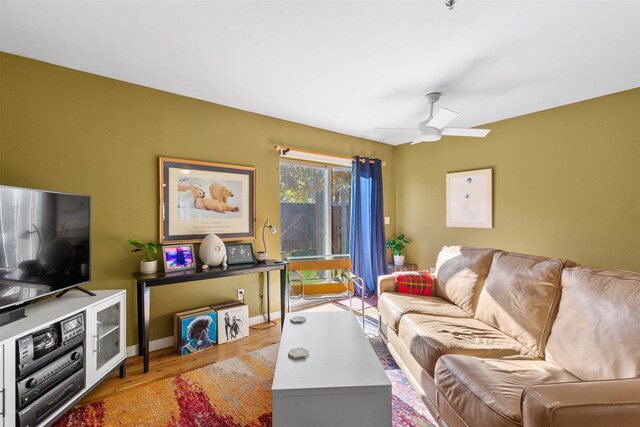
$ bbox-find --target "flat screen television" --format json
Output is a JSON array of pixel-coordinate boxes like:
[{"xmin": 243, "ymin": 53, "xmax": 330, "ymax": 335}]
[{"xmin": 0, "ymin": 186, "xmax": 90, "ymax": 314}]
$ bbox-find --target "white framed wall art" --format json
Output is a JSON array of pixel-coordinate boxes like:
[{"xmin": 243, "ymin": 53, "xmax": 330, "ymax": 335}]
[{"xmin": 446, "ymin": 168, "xmax": 493, "ymax": 228}]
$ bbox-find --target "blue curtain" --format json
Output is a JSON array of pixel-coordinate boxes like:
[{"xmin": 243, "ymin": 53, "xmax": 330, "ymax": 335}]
[{"xmin": 350, "ymin": 156, "xmax": 387, "ymax": 297}]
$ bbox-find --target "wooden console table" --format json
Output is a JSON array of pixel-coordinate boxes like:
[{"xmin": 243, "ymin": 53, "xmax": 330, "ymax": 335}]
[{"xmin": 134, "ymin": 260, "xmax": 288, "ymax": 373}]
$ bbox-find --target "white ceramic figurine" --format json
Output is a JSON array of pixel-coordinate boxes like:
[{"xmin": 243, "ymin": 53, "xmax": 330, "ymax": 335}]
[{"xmin": 199, "ymin": 234, "xmax": 228, "ymax": 267}]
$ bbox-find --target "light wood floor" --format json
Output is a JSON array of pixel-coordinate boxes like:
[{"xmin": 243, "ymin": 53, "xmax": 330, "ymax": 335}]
[
  {"xmin": 81, "ymin": 301, "xmax": 378, "ymax": 405},
  {"xmin": 79, "ymin": 320, "xmax": 282, "ymax": 405}
]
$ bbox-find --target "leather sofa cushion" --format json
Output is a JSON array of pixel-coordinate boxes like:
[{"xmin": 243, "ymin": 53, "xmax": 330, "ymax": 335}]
[
  {"xmin": 378, "ymin": 292, "xmax": 470, "ymax": 332},
  {"xmin": 474, "ymin": 251, "xmax": 568, "ymax": 357},
  {"xmin": 434, "ymin": 246, "xmax": 495, "ymax": 315},
  {"xmin": 398, "ymin": 313, "xmax": 533, "ymax": 376},
  {"xmin": 384, "ymin": 324, "xmax": 440, "ymax": 406},
  {"xmin": 546, "ymin": 267, "xmax": 640, "ymax": 380},
  {"xmin": 435, "ymin": 355, "xmax": 579, "ymax": 427}
]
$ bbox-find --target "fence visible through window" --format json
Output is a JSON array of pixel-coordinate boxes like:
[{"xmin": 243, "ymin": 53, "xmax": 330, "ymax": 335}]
[{"xmin": 280, "ymin": 159, "xmax": 351, "ymax": 260}]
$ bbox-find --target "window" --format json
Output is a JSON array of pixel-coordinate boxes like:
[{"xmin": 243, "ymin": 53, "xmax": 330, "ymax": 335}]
[{"xmin": 280, "ymin": 159, "xmax": 351, "ymax": 258}]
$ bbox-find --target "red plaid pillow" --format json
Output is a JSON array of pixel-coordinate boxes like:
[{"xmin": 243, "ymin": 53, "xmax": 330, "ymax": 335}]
[{"xmin": 395, "ymin": 271, "xmax": 433, "ymax": 296}]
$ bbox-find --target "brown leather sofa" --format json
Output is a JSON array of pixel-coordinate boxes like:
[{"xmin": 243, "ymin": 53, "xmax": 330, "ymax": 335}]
[{"xmin": 377, "ymin": 246, "xmax": 640, "ymax": 427}]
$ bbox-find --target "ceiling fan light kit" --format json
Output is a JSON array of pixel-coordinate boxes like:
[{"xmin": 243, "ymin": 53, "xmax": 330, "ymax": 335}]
[{"xmin": 412, "ymin": 127, "xmax": 442, "ymax": 144}]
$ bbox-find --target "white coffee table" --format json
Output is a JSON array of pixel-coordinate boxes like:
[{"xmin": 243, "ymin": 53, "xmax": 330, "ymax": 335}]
[{"xmin": 272, "ymin": 311, "xmax": 392, "ymax": 427}]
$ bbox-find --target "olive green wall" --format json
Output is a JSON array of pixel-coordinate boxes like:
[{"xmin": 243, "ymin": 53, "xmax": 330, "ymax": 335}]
[
  {"xmin": 0, "ymin": 53, "xmax": 396, "ymax": 345},
  {"xmin": 395, "ymin": 88, "xmax": 640, "ymax": 272},
  {"xmin": 2, "ymin": 51, "xmax": 638, "ymax": 346}
]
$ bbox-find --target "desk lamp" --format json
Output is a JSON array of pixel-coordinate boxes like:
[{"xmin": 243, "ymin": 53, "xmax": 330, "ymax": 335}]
[{"xmin": 260, "ymin": 219, "xmax": 278, "ymax": 261}]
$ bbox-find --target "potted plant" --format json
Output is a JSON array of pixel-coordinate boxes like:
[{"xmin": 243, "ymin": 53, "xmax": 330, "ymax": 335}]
[
  {"xmin": 128, "ymin": 239, "xmax": 162, "ymax": 274},
  {"xmin": 386, "ymin": 234, "xmax": 410, "ymax": 266}
]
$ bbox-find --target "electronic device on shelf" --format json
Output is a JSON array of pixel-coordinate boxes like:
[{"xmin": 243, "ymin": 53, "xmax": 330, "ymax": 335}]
[
  {"xmin": 0, "ymin": 185, "xmax": 92, "ymax": 326},
  {"xmin": 16, "ymin": 312, "xmax": 85, "ymax": 375},
  {"xmin": 17, "ymin": 369, "xmax": 85, "ymax": 427},
  {"xmin": 15, "ymin": 312, "xmax": 86, "ymax": 427},
  {"xmin": 16, "ymin": 345, "xmax": 84, "ymax": 409}
]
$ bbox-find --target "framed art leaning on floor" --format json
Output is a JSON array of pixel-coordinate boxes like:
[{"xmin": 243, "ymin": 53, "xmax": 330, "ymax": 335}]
[
  {"xmin": 159, "ymin": 157, "xmax": 256, "ymax": 243},
  {"xmin": 216, "ymin": 304, "xmax": 248, "ymax": 344},
  {"xmin": 175, "ymin": 308, "xmax": 218, "ymax": 356}
]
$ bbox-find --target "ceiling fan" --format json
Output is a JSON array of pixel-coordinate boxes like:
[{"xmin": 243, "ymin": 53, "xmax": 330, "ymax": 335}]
[{"xmin": 375, "ymin": 92, "xmax": 491, "ymax": 144}]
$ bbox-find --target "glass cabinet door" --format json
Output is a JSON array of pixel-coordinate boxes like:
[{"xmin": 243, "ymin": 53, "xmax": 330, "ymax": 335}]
[
  {"xmin": 96, "ymin": 300, "xmax": 121, "ymax": 370},
  {"xmin": 86, "ymin": 292, "xmax": 126, "ymax": 386}
]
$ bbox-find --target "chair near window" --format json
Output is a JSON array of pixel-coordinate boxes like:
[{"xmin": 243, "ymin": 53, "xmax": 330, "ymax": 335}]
[{"xmin": 286, "ymin": 255, "xmax": 366, "ymax": 327}]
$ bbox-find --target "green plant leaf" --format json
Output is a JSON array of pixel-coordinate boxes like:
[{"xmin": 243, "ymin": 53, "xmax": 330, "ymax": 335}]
[
  {"xmin": 386, "ymin": 233, "xmax": 410, "ymax": 255},
  {"xmin": 128, "ymin": 239, "xmax": 161, "ymax": 261}
]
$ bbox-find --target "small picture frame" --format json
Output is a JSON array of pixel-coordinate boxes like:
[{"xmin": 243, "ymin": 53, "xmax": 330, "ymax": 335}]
[
  {"xmin": 174, "ymin": 308, "xmax": 217, "ymax": 355},
  {"xmin": 163, "ymin": 244, "xmax": 197, "ymax": 271},
  {"xmin": 215, "ymin": 303, "xmax": 249, "ymax": 344},
  {"xmin": 226, "ymin": 243, "xmax": 255, "ymax": 265}
]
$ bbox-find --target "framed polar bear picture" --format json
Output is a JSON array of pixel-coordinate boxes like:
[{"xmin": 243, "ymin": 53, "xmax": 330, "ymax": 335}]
[{"xmin": 159, "ymin": 157, "xmax": 256, "ymax": 243}]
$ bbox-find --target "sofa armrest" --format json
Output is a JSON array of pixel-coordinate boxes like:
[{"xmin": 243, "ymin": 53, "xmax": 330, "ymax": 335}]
[
  {"xmin": 522, "ymin": 378, "xmax": 640, "ymax": 427},
  {"xmin": 377, "ymin": 274, "xmax": 397, "ymax": 297}
]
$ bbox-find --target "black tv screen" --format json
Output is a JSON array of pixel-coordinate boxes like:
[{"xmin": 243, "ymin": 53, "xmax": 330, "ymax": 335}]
[{"xmin": 0, "ymin": 186, "xmax": 90, "ymax": 310}]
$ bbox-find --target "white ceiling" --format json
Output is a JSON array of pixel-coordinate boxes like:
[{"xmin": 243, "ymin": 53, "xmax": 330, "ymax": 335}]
[{"xmin": 1, "ymin": 1, "xmax": 639, "ymax": 145}]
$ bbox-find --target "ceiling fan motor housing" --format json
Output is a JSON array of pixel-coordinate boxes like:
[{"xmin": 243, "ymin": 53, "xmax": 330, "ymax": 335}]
[
  {"xmin": 416, "ymin": 121, "xmax": 442, "ymax": 142},
  {"xmin": 424, "ymin": 92, "xmax": 441, "ymax": 103}
]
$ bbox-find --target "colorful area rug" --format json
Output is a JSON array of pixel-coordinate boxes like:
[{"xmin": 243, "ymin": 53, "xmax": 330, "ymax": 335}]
[
  {"xmin": 54, "ymin": 320, "xmax": 435, "ymax": 427},
  {"xmin": 54, "ymin": 345, "xmax": 277, "ymax": 427}
]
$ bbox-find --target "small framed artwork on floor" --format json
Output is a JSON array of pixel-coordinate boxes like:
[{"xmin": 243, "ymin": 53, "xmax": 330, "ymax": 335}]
[
  {"xmin": 216, "ymin": 304, "xmax": 249, "ymax": 344},
  {"xmin": 175, "ymin": 308, "xmax": 218, "ymax": 355}
]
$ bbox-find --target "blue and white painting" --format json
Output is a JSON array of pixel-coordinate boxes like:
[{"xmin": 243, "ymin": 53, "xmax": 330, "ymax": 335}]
[{"xmin": 180, "ymin": 312, "xmax": 217, "ymax": 355}]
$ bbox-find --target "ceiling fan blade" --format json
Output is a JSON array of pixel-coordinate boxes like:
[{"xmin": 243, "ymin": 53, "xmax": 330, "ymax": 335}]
[
  {"xmin": 426, "ymin": 108, "xmax": 458, "ymax": 130},
  {"xmin": 442, "ymin": 128, "xmax": 491, "ymax": 137},
  {"xmin": 374, "ymin": 127, "xmax": 419, "ymax": 131},
  {"xmin": 411, "ymin": 137, "xmax": 435, "ymax": 145}
]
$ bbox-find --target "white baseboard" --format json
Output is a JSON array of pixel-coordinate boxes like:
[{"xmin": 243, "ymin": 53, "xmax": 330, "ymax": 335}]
[{"xmin": 126, "ymin": 310, "xmax": 281, "ymax": 358}]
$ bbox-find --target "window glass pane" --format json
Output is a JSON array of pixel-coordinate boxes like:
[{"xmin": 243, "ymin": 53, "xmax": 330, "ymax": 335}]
[
  {"xmin": 280, "ymin": 160, "xmax": 351, "ymax": 260},
  {"xmin": 280, "ymin": 161, "xmax": 328, "ymax": 258},
  {"xmin": 331, "ymin": 167, "xmax": 351, "ymax": 255}
]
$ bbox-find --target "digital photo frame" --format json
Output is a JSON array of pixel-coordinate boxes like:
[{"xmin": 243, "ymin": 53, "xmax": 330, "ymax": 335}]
[
  {"xmin": 225, "ymin": 243, "xmax": 255, "ymax": 265},
  {"xmin": 163, "ymin": 244, "xmax": 196, "ymax": 271}
]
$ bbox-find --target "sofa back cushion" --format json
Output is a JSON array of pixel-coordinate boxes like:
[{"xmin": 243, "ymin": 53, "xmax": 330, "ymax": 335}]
[
  {"xmin": 474, "ymin": 251, "xmax": 570, "ymax": 357},
  {"xmin": 546, "ymin": 267, "xmax": 640, "ymax": 380},
  {"xmin": 434, "ymin": 246, "xmax": 495, "ymax": 315}
]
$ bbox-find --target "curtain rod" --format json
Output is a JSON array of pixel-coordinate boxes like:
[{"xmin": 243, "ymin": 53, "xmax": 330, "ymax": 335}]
[{"xmin": 274, "ymin": 145, "xmax": 385, "ymax": 166}]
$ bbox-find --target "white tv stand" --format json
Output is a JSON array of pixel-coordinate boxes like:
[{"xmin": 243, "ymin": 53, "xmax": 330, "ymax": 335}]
[{"xmin": 0, "ymin": 289, "xmax": 126, "ymax": 427}]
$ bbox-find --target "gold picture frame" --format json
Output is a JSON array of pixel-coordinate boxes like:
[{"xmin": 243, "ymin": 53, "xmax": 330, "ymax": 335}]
[{"xmin": 159, "ymin": 157, "xmax": 256, "ymax": 243}]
